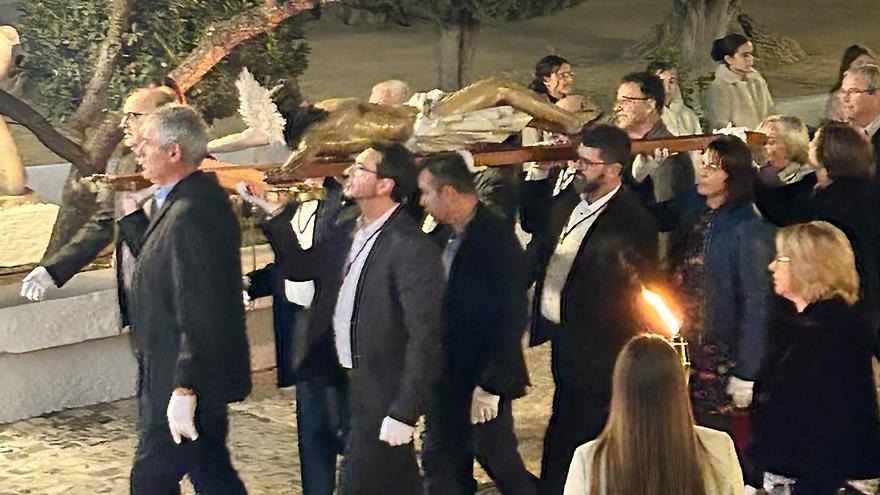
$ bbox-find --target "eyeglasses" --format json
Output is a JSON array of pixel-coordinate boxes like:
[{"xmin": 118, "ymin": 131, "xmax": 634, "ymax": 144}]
[
  {"xmin": 840, "ymin": 88, "xmax": 876, "ymax": 99},
  {"xmin": 121, "ymin": 112, "xmax": 144, "ymax": 126},
  {"xmin": 575, "ymin": 157, "xmax": 610, "ymax": 168},
  {"xmin": 773, "ymin": 255, "xmax": 791, "ymax": 264},
  {"xmin": 615, "ymin": 95, "xmax": 650, "ymax": 105},
  {"xmin": 348, "ymin": 163, "xmax": 379, "ymax": 175}
]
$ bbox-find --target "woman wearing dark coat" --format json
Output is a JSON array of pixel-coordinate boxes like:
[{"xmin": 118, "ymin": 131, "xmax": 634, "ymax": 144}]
[
  {"xmin": 754, "ymin": 121, "xmax": 880, "ymax": 331},
  {"xmin": 752, "ymin": 221, "xmax": 880, "ymax": 494}
]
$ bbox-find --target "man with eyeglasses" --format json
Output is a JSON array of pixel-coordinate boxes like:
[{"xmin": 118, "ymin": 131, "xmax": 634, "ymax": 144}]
[
  {"xmin": 525, "ymin": 125, "xmax": 659, "ymax": 494},
  {"xmin": 21, "ymin": 85, "xmax": 179, "ymax": 318},
  {"xmin": 613, "ymin": 71, "xmax": 694, "ymax": 207},
  {"xmin": 261, "ymin": 143, "xmax": 444, "ymax": 494},
  {"xmin": 840, "ymin": 64, "xmax": 880, "ymax": 173}
]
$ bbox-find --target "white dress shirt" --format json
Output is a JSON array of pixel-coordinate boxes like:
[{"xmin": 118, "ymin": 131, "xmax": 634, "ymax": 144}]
[
  {"xmin": 284, "ymin": 200, "xmax": 318, "ymax": 307},
  {"xmin": 332, "ymin": 205, "xmax": 397, "ymax": 369},
  {"xmin": 540, "ymin": 184, "xmax": 621, "ymax": 324},
  {"xmin": 864, "ymin": 112, "xmax": 880, "ymax": 139}
]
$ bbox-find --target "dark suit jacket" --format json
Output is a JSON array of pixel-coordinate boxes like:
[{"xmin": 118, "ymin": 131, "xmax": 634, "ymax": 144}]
[
  {"xmin": 118, "ymin": 171, "xmax": 252, "ymax": 404},
  {"xmin": 527, "ymin": 186, "xmax": 659, "ymax": 393},
  {"xmin": 43, "ymin": 156, "xmax": 143, "ymax": 326},
  {"xmin": 266, "ymin": 204, "xmax": 444, "ymax": 426},
  {"xmin": 429, "ymin": 204, "xmax": 529, "ymax": 399}
]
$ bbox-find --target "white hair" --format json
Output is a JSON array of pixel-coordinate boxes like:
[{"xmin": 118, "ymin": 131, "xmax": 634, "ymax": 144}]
[{"xmin": 142, "ymin": 104, "xmax": 209, "ymax": 166}]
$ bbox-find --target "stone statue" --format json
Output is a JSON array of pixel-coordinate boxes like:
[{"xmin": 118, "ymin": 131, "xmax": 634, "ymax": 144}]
[{"xmin": 0, "ymin": 25, "xmax": 28, "ymax": 202}]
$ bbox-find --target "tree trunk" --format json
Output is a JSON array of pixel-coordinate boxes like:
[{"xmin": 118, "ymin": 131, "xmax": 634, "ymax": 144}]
[
  {"xmin": 436, "ymin": 12, "xmax": 480, "ymax": 91},
  {"xmin": 625, "ymin": 0, "xmax": 742, "ymax": 73},
  {"xmin": 677, "ymin": 0, "xmax": 740, "ymax": 72},
  {"xmin": 41, "ymin": 167, "xmax": 99, "ymax": 258}
]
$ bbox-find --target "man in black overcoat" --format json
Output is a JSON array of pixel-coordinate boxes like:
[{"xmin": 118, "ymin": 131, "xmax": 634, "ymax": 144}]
[
  {"xmin": 20, "ymin": 86, "xmax": 180, "ymax": 315},
  {"xmin": 524, "ymin": 125, "xmax": 659, "ymax": 495},
  {"xmin": 263, "ymin": 143, "xmax": 444, "ymax": 495},
  {"xmin": 417, "ymin": 152, "xmax": 536, "ymax": 495},
  {"xmin": 118, "ymin": 105, "xmax": 251, "ymax": 494}
]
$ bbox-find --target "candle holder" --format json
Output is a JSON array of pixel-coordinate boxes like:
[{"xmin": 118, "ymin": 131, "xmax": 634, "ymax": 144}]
[{"xmin": 668, "ymin": 334, "xmax": 691, "ymax": 370}]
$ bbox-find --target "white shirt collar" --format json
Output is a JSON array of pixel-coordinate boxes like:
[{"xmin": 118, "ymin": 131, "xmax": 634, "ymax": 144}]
[
  {"xmin": 580, "ymin": 183, "xmax": 621, "ymax": 210},
  {"xmin": 864, "ymin": 112, "xmax": 880, "ymax": 138}
]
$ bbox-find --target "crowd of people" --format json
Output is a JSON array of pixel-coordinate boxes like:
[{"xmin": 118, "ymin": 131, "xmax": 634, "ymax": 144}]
[{"xmin": 16, "ymin": 33, "xmax": 880, "ymax": 495}]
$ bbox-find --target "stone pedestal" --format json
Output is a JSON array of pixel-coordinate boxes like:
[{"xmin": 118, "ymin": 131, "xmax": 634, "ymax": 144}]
[
  {"xmin": 0, "ymin": 199, "xmax": 59, "ymax": 267},
  {"xmin": 0, "ymin": 245, "xmax": 277, "ymax": 424}
]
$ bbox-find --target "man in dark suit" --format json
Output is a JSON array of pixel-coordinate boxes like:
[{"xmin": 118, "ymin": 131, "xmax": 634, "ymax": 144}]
[
  {"xmin": 524, "ymin": 125, "xmax": 659, "ymax": 495},
  {"xmin": 20, "ymin": 85, "xmax": 180, "ymax": 320},
  {"xmin": 417, "ymin": 152, "xmax": 536, "ymax": 495},
  {"xmin": 263, "ymin": 143, "xmax": 444, "ymax": 494},
  {"xmin": 118, "ymin": 105, "xmax": 251, "ymax": 494}
]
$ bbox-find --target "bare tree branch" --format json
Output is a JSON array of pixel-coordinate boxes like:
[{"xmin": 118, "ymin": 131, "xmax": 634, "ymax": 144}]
[
  {"xmin": 64, "ymin": 0, "xmax": 136, "ymax": 135},
  {"xmin": 169, "ymin": 0, "xmax": 321, "ymax": 92},
  {"xmin": 0, "ymin": 90, "xmax": 95, "ymax": 175}
]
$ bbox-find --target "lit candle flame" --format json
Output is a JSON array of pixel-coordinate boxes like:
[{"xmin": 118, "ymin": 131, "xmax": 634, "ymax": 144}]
[{"xmin": 641, "ymin": 286, "xmax": 681, "ymax": 337}]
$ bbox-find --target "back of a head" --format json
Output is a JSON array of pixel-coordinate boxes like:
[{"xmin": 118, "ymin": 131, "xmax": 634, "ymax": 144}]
[
  {"xmin": 815, "ymin": 121, "xmax": 875, "ymax": 181},
  {"xmin": 580, "ymin": 124, "xmax": 632, "ymax": 169},
  {"xmin": 369, "ymin": 79, "xmax": 411, "ymax": 106},
  {"xmin": 592, "ymin": 334, "xmax": 705, "ymax": 495},
  {"xmin": 142, "ymin": 104, "xmax": 209, "ymax": 167},
  {"xmin": 646, "ymin": 60, "xmax": 675, "ymax": 75},
  {"xmin": 621, "ymin": 71, "xmax": 665, "ymax": 113},
  {"xmin": 420, "ymin": 152, "xmax": 476, "ymax": 195},
  {"xmin": 373, "ymin": 142, "xmax": 418, "ymax": 204},
  {"xmin": 711, "ymin": 34, "xmax": 749, "ymax": 63}
]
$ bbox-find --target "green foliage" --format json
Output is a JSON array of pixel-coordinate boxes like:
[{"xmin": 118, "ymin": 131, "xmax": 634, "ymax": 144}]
[
  {"xmin": 18, "ymin": 0, "xmax": 310, "ymax": 123},
  {"xmin": 341, "ymin": 0, "xmax": 588, "ymax": 25}
]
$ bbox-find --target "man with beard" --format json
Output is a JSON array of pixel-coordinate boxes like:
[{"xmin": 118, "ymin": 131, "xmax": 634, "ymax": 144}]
[
  {"xmin": 525, "ymin": 124, "xmax": 659, "ymax": 495},
  {"xmin": 614, "ymin": 71, "xmax": 694, "ymax": 206}
]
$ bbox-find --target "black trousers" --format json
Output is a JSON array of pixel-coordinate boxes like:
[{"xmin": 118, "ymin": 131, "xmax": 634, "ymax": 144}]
[
  {"xmin": 130, "ymin": 392, "xmax": 246, "ymax": 495},
  {"xmin": 337, "ymin": 370, "xmax": 422, "ymax": 495},
  {"xmin": 422, "ymin": 380, "xmax": 538, "ymax": 495},
  {"xmin": 538, "ymin": 388, "xmax": 610, "ymax": 495}
]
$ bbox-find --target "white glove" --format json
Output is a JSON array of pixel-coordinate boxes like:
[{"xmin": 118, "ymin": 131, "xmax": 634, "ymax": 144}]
[
  {"xmin": 242, "ymin": 276, "xmax": 252, "ymax": 304},
  {"xmin": 470, "ymin": 385, "xmax": 501, "ymax": 424},
  {"xmin": 631, "ymin": 147, "xmax": 670, "ymax": 183},
  {"xmin": 20, "ymin": 266, "xmax": 57, "ymax": 302},
  {"xmin": 726, "ymin": 376, "xmax": 755, "ymax": 408},
  {"xmin": 167, "ymin": 391, "xmax": 199, "ymax": 444},
  {"xmin": 378, "ymin": 416, "xmax": 414, "ymax": 446},
  {"xmin": 235, "ymin": 181, "xmax": 280, "ymax": 215}
]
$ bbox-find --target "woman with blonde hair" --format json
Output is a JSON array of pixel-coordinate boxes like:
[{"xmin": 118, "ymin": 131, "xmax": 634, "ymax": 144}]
[
  {"xmin": 755, "ymin": 115, "xmax": 812, "ymax": 187},
  {"xmin": 564, "ymin": 334, "xmax": 744, "ymax": 495},
  {"xmin": 752, "ymin": 221, "xmax": 880, "ymax": 494}
]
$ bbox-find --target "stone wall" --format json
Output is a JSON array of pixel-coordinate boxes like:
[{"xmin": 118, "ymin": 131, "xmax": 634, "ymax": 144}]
[{"xmin": 0, "ymin": 245, "xmax": 277, "ymax": 424}]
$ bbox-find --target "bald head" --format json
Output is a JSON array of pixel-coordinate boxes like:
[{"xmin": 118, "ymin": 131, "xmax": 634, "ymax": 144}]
[
  {"xmin": 120, "ymin": 86, "xmax": 180, "ymax": 147},
  {"xmin": 369, "ymin": 80, "xmax": 410, "ymax": 106}
]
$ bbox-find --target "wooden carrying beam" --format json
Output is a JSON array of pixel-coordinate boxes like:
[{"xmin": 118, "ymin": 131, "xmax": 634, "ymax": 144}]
[{"xmin": 89, "ymin": 131, "xmax": 767, "ymax": 189}]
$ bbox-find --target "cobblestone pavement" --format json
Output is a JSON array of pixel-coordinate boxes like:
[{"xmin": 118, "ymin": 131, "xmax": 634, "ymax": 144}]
[{"xmin": 0, "ymin": 347, "xmax": 553, "ymax": 494}]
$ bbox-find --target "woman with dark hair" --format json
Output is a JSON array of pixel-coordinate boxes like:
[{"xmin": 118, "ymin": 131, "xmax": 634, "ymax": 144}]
[
  {"xmin": 826, "ymin": 44, "xmax": 877, "ymax": 121},
  {"xmin": 564, "ymin": 334, "xmax": 743, "ymax": 495},
  {"xmin": 527, "ymin": 55, "xmax": 574, "ymax": 103},
  {"xmin": 658, "ymin": 135, "xmax": 775, "ymax": 433},
  {"xmin": 752, "ymin": 221, "xmax": 880, "ymax": 494},
  {"xmin": 705, "ymin": 34, "xmax": 775, "ymax": 130},
  {"xmin": 755, "ymin": 121, "xmax": 880, "ymax": 309}
]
